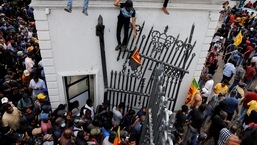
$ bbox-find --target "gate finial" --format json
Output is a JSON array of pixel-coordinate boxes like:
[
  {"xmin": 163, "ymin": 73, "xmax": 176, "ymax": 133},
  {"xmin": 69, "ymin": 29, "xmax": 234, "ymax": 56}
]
[{"xmin": 164, "ymin": 25, "xmax": 168, "ymax": 34}]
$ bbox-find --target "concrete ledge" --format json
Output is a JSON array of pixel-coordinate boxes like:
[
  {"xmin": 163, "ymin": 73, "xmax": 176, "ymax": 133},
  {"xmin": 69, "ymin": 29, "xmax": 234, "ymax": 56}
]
[{"xmin": 31, "ymin": 0, "xmax": 223, "ymax": 11}]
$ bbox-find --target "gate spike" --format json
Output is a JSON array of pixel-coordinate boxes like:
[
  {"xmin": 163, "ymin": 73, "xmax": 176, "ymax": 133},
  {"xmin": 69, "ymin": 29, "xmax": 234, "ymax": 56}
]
[{"xmin": 164, "ymin": 25, "xmax": 168, "ymax": 34}]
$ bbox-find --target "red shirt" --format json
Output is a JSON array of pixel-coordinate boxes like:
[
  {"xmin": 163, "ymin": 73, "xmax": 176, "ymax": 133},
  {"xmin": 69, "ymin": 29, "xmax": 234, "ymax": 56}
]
[
  {"xmin": 244, "ymin": 66, "xmax": 256, "ymax": 80},
  {"xmin": 243, "ymin": 92, "xmax": 257, "ymax": 107},
  {"xmin": 244, "ymin": 45, "xmax": 254, "ymax": 58}
]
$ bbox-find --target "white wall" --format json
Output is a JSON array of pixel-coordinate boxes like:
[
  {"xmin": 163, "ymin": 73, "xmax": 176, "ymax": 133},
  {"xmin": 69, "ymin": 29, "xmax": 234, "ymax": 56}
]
[{"xmin": 32, "ymin": 0, "xmax": 222, "ymax": 110}]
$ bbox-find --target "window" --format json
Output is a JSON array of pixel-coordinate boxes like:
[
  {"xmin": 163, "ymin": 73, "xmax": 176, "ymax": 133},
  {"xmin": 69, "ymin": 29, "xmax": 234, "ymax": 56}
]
[{"xmin": 64, "ymin": 75, "xmax": 89, "ymax": 100}]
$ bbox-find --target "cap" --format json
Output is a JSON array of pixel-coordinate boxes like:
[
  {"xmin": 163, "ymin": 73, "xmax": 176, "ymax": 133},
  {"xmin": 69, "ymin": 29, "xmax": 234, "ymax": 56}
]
[
  {"xmin": 17, "ymin": 51, "xmax": 24, "ymax": 57},
  {"xmin": 90, "ymin": 127, "xmax": 101, "ymax": 136},
  {"xmin": 125, "ymin": 0, "xmax": 133, "ymax": 11},
  {"xmin": 40, "ymin": 113, "xmax": 49, "ymax": 120},
  {"xmin": 32, "ymin": 127, "xmax": 42, "ymax": 136},
  {"xmin": 220, "ymin": 36, "xmax": 224, "ymax": 40},
  {"xmin": 23, "ymin": 70, "xmax": 30, "ymax": 77},
  {"xmin": 43, "ymin": 134, "xmax": 52, "ymax": 141},
  {"xmin": 37, "ymin": 93, "xmax": 46, "ymax": 100},
  {"xmin": 206, "ymin": 74, "xmax": 213, "ymax": 79},
  {"xmin": 198, "ymin": 132, "xmax": 207, "ymax": 140},
  {"xmin": 1, "ymin": 97, "xmax": 8, "ymax": 104},
  {"xmin": 22, "ymin": 93, "xmax": 29, "ymax": 98},
  {"xmin": 250, "ymin": 27, "xmax": 254, "ymax": 31},
  {"xmin": 13, "ymin": 133, "xmax": 24, "ymax": 141},
  {"xmin": 57, "ymin": 110, "xmax": 67, "ymax": 117},
  {"xmin": 238, "ymin": 82, "xmax": 246, "ymax": 87}
]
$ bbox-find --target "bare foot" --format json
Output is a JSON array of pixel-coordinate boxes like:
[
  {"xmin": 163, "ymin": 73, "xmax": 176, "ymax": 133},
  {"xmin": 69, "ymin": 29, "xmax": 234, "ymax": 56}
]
[{"xmin": 162, "ymin": 7, "xmax": 169, "ymax": 15}]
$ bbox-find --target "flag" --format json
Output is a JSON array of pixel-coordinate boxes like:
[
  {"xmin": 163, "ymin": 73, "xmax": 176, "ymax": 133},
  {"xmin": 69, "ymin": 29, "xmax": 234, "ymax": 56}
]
[
  {"xmin": 233, "ymin": 30, "xmax": 243, "ymax": 46},
  {"xmin": 129, "ymin": 47, "xmax": 141, "ymax": 71},
  {"xmin": 185, "ymin": 78, "xmax": 199, "ymax": 105},
  {"xmin": 113, "ymin": 126, "xmax": 121, "ymax": 145}
]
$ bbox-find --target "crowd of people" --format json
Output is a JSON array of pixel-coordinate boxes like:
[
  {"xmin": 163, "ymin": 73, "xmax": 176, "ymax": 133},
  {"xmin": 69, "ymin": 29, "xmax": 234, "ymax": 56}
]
[
  {"xmin": 2, "ymin": 0, "xmax": 257, "ymax": 145},
  {"xmin": 170, "ymin": 1, "xmax": 257, "ymax": 145},
  {"xmin": 0, "ymin": 0, "xmax": 145, "ymax": 145}
]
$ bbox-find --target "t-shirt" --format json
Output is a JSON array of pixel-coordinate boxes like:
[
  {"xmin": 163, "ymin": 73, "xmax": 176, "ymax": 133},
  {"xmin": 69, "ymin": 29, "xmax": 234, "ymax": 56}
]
[
  {"xmin": 203, "ymin": 79, "xmax": 214, "ymax": 98},
  {"xmin": 174, "ymin": 110, "xmax": 188, "ymax": 128},
  {"xmin": 112, "ymin": 107, "xmax": 122, "ymax": 126},
  {"xmin": 189, "ymin": 109, "xmax": 204, "ymax": 129},
  {"xmin": 118, "ymin": 3, "xmax": 136, "ymax": 22},
  {"xmin": 244, "ymin": 66, "xmax": 256, "ymax": 80},
  {"xmin": 247, "ymin": 100, "xmax": 257, "ymax": 116},
  {"xmin": 2, "ymin": 107, "xmax": 20, "ymax": 130},
  {"xmin": 223, "ymin": 63, "xmax": 236, "ymax": 77},
  {"xmin": 225, "ymin": 97, "xmax": 238, "ymax": 113},
  {"xmin": 213, "ymin": 83, "xmax": 228, "ymax": 95}
]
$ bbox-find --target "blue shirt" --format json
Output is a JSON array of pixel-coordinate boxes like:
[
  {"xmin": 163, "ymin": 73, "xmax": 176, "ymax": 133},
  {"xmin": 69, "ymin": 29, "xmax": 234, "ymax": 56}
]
[
  {"xmin": 225, "ymin": 97, "xmax": 238, "ymax": 113},
  {"xmin": 223, "ymin": 63, "xmax": 235, "ymax": 77}
]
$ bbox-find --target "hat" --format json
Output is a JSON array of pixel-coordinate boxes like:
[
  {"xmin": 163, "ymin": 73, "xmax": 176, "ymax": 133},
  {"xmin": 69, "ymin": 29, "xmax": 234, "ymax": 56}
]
[
  {"xmin": 23, "ymin": 70, "xmax": 30, "ymax": 77},
  {"xmin": 220, "ymin": 36, "xmax": 224, "ymax": 40},
  {"xmin": 125, "ymin": 0, "xmax": 133, "ymax": 11},
  {"xmin": 250, "ymin": 27, "xmax": 254, "ymax": 31},
  {"xmin": 198, "ymin": 132, "xmax": 207, "ymax": 140},
  {"xmin": 1, "ymin": 97, "xmax": 8, "ymax": 104},
  {"xmin": 201, "ymin": 88, "xmax": 208, "ymax": 94},
  {"xmin": 17, "ymin": 51, "xmax": 24, "ymax": 57},
  {"xmin": 40, "ymin": 113, "xmax": 49, "ymax": 120},
  {"xmin": 206, "ymin": 74, "xmax": 213, "ymax": 79},
  {"xmin": 37, "ymin": 93, "xmax": 46, "ymax": 100},
  {"xmin": 42, "ymin": 105, "xmax": 51, "ymax": 111},
  {"xmin": 22, "ymin": 93, "xmax": 29, "ymax": 98},
  {"xmin": 32, "ymin": 127, "xmax": 42, "ymax": 135},
  {"xmin": 43, "ymin": 134, "xmax": 52, "ymax": 141},
  {"xmin": 90, "ymin": 127, "xmax": 101, "ymax": 136},
  {"xmin": 13, "ymin": 133, "xmax": 24, "ymax": 141},
  {"xmin": 57, "ymin": 110, "xmax": 67, "ymax": 117},
  {"xmin": 238, "ymin": 82, "xmax": 246, "ymax": 87},
  {"xmin": 0, "ymin": 13, "xmax": 5, "ymax": 17}
]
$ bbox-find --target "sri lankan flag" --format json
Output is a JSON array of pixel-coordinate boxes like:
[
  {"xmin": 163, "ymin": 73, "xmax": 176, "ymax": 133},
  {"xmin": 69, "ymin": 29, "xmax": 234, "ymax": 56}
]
[
  {"xmin": 129, "ymin": 47, "xmax": 141, "ymax": 71},
  {"xmin": 234, "ymin": 30, "xmax": 243, "ymax": 46},
  {"xmin": 185, "ymin": 78, "xmax": 199, "ymax": 105},
  {"xmin": 113, "ymin": 126, "xmax": 121, "ymax": 145}
]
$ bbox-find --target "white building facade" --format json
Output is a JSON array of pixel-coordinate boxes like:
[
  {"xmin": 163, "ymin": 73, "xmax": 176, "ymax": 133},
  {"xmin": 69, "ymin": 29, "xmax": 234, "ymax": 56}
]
[{"xmin": 31, "ymin": 0, "xmax": 230, "ymax": 110}]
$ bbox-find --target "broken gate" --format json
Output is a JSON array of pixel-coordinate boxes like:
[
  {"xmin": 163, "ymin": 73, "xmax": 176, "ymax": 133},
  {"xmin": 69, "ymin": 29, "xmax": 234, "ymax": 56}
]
[{"xmin": 106, "ymin": 22, "xmax": 196, "ymax": 112}]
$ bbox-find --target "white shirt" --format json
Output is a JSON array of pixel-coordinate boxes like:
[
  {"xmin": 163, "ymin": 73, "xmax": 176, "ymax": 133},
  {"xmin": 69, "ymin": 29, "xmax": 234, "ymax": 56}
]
[
  {"xmin": 203, "ymin": 79, "xmax": 214, "ymax": 98},
  {"xmin": 29, "ymin": 78, "xmax": 46, "ymax": 95},
  {"xmin": 25, "ymin": 56, "xmax": 35, "ymax": 72},
  {"xmin": 102, "ymin": 136, "xmax": 113, "ymax": 145}
]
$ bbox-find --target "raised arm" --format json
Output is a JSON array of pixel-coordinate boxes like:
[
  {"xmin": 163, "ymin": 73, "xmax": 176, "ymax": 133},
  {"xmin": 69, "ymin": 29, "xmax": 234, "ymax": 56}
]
[
  {"xmin": 132, "ymin": 17, "xmax": 136, "ymax": 39},
  {"xmin": 114, "ymin": 0, "xmax": 120, "ymax": 7}
]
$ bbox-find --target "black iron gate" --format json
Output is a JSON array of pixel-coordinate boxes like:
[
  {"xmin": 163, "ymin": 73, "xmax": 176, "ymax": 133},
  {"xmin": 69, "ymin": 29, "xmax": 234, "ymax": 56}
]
[{"xmin": 106, "ymin": 22, "xmax": 196, "ymax": 112}]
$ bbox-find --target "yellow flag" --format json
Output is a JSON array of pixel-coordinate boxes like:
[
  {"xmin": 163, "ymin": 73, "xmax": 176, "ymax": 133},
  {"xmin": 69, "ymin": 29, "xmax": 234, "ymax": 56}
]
[{"xmin": 234, "ymin": 30, "xmax": 243, "ymax": 46}]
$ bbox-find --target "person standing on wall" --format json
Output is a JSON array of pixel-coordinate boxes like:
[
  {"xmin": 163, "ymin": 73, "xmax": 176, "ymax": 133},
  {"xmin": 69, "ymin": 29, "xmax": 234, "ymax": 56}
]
[
  {"xmin": 114, "ymin": 0, "xmax": 137, "ymax": 51},
  {"xmin": 64, "ymin": 0, "xmax": 89, "ymax": 16},
  {"xmin": 162, "ymin": 0, "xmax": 170, "ymax": 15}
]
